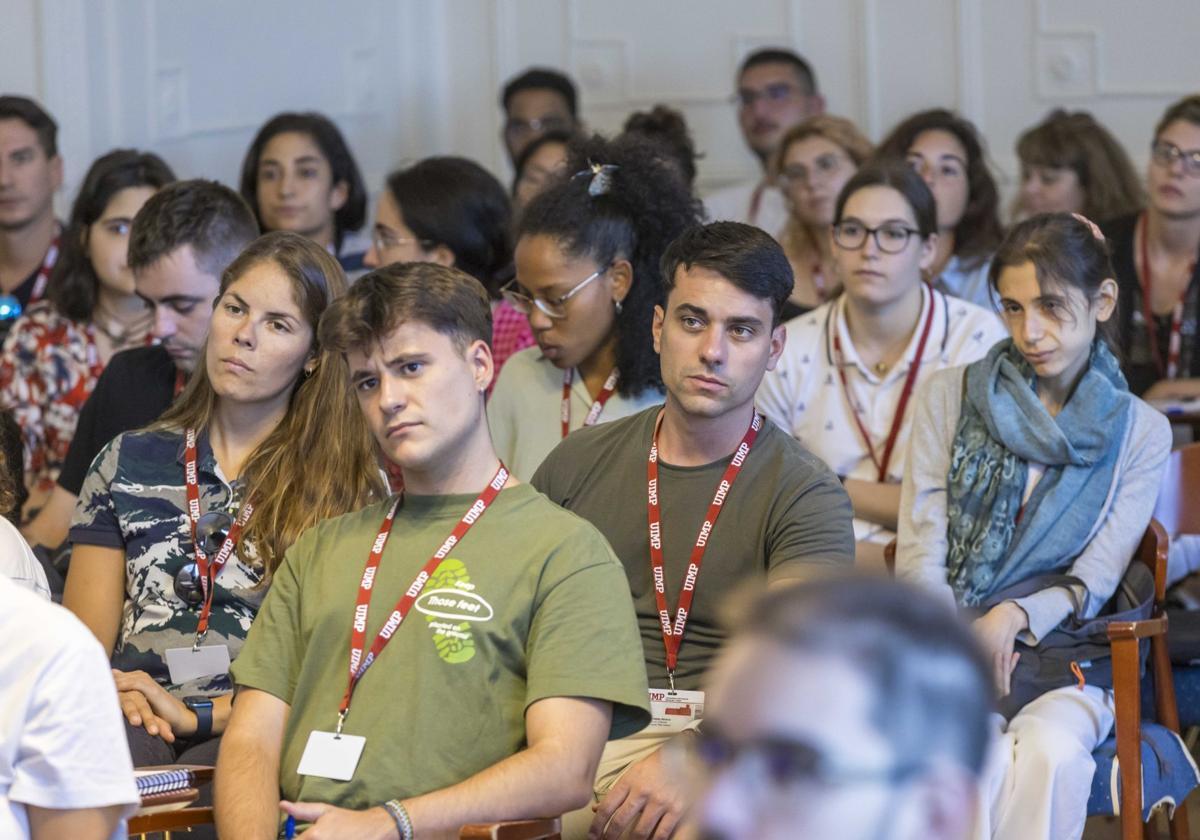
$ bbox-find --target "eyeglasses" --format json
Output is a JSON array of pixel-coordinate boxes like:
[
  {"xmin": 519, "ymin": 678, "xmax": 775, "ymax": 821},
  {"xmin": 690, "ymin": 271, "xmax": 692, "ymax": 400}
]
[
  {"xmin": 690, "ymin": 729, "xmax": 922, "ymax": 791},
  {"xmin": 732, "ymin": 82, "xmax": 806, "ymax": 109},
  {"xmin": 500, "ymin": 263, "xmax": 611, "ymax": 320},
  {"xmin": 504, "ymin": 115, "xmax": 573, "ymax": 139},
  {"xmin": 832, "ymin": 220, "xmax": 921, "ymax": 254},
  {"xmin": 778, "ymin": 153, "xmax": 850, "ymax": 188},
  {"xmin": 371, "ymin": 225, "xmax": 434, "ymax": 256},
  {"xmin": 1151, "ymin": 140, "xmax": 1200, "ymax": 176},
  {"xmin": 173, "ymin": 510, "xmax": 234, "ymax": 607}
]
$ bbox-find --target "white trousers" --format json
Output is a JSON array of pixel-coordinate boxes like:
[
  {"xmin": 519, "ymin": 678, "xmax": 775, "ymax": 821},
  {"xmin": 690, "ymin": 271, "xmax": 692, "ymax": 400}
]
[{"xmin": 975, "ymin": 684, "xmax": 1115, "ymax": 840}]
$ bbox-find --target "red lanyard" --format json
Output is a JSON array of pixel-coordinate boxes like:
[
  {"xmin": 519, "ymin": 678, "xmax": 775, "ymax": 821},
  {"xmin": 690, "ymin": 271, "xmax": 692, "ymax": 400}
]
[
  {"xmin": 832, "ymin": 286, "xmax": 937, "ymax": 482},
  {"xmin": 338, "ymin": 464, "xmax": 508, "ymax": 732},
  {"xmin": 184, "ymin": 428, "xmax": 253, "ymax": 645},
  {"xmin": 562, "ymin": 368, "xmax": 618, "ymax": 438},
  {"xmin": 1138, "ymin": 213, "xmax": 1196, "ymax": 380},
  {"xmin": 646, "ymin": 410, "xmax": 761, "ymax": 688},
  {"xmin": 28, "ymin": 234, "xmax": 59, "ymax": 303}
]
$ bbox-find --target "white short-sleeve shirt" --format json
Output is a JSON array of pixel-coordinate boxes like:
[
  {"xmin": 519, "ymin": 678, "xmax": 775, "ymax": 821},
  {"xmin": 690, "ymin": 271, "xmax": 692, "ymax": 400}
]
[
  {"xmin": 703, "ymin": 179, "xmax": 788, "ymax": 239},
  {"xmin": 757, "ymin": 285, "xmax": 1008, "ymax": 542},
  {"xmin": 0, "ymin": 575, "xmax": 140, "ymax": 839},
  {"xmin": 0, "ymin": 516, "xmax": 49, "ymax": 599},
  {"xmin": 488, "ymin": 347, "xmax": 665, "ymax": 481}
]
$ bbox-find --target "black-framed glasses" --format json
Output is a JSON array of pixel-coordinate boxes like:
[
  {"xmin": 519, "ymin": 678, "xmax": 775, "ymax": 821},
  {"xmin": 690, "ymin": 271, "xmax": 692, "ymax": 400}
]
[
  {"xmin": 504, "ymin": 115, "xmax": 573, "ymax": 139},
  {"xmin": 1151, "ymin": 140, "xmax": 1200, "ymax": 176},
  {"xmin": 832, "ymin": 220, "xmax": 921, "ymax": 254},
  {"xmin": 691, "ymin": 729, "xmax": 922, "ymax": 790},
  {"xmin": 500, "ymin": 263, "xmax": 611, "ymax": 320},
  {"xmin": 173, "ymin": 511, "xmax": 234, "ymax": 608}
]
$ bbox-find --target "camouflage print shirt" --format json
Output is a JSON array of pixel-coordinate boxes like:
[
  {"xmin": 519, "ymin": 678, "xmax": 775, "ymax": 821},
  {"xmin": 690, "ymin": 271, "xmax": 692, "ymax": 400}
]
[{"xmin": 69, "ymin": 427, "xmax": 266, "ymax": 699}]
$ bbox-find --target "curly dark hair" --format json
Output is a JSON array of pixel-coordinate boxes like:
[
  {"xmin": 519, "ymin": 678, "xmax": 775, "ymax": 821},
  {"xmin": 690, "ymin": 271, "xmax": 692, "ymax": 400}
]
[
  {"xmin": 0, "ymin": 411, "xmax": 25, "ymax": 523},
  {"xmin": 874, "ymin": 109, "xmax": 1003, "ymax": 265},
  {"xmin": 621, "ymin": 105, "xmax": 700, "ymax": 186},
  {"xmin": 518, "ymin": 133, "xmax": 703, "ymax": 397}
]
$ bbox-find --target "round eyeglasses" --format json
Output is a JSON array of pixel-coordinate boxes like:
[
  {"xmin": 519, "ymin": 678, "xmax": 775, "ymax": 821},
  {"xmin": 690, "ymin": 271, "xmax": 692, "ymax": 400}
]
[
  {"xmin": 173, "ymin": 510, "xmax": 234, "ymax": 608},
  {"xmin": 500, "ymin": 263, "xmax": 612, "ymax": 320},
  {"xmin": 1151, "ymin": 140, "xmax": 1200, "ymax": 177},
  {"xmin": 832, "ymin": 221, "xmax": 921, "ymax": 254}
]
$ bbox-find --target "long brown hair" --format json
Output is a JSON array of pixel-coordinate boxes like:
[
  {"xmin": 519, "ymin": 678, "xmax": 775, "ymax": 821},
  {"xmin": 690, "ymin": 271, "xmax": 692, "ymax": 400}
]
[{"xmin": 156, "ymin": 231, "xmax": 383, "ymax": 575}]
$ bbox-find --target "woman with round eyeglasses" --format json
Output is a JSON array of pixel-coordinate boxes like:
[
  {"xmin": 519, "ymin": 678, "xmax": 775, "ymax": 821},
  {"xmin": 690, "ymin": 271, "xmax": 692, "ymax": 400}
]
[
  {"xmin": 758, "ymin": 161, "xmax": 1005, "ymax": 566},
  {"xmin": 773, "ymin": 115, "xmax": 873, "ymax": 319},
  {"xmin": 64, "ymin": 232, "xmax": 383, "ymax": 778},
  {"xmin": 364, "ymin": 156, "xmax": 533, "ymax": 377},
  {"xmin": 488, "ymin": 133, "xmax": 702, "ymax": 480},
  {"xmin": 875, "ymin": 109, "xmax": 1005, "ymax": 309}
]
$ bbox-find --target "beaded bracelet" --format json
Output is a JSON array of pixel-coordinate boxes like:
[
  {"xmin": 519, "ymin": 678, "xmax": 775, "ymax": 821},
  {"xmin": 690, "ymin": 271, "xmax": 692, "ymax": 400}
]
[{"xmin": 383, "ymin": 799, "xmax": 414, "ymax": 840}]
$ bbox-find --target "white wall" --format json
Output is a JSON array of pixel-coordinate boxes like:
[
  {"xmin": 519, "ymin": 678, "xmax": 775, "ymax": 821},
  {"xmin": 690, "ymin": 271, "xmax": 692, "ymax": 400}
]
[{"xmin": 4, "ymin": 0, "xmax": 1200, "ymax": 215}]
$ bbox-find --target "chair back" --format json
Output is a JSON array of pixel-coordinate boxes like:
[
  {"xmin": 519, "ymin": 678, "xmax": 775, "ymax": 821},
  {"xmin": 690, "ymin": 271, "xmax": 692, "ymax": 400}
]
[{"xmin": 1153, "ymin": 442, "xmax": 1200, "ymax": 537}]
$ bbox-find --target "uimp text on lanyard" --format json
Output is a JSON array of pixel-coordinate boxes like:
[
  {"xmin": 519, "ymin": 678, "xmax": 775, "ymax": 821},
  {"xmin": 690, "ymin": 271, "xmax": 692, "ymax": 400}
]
[
  {"xmin": 337, "ymin": 464, "xmax": 508, "ymax": 734},
  {"xmin": 29, "ymin": 235, "xmax": 59, "ymax": 302},
  {"xmin": 1138, "ymin": 213, "xmax": 1197, "ymax": 380},
  {"xmin": 184, "ymin": 428, "xmax": 253, "ymax": 649},
  {"xmin": 832, "ymin": 286, "xmax": 936, "ymax": 482},
  {"xmin": 646, "ymin": 410, "xmax": 761, "ymax": 691},
  {"xmin": 562, "ymin": 368, "xmax": 619, "ymax": 438}
]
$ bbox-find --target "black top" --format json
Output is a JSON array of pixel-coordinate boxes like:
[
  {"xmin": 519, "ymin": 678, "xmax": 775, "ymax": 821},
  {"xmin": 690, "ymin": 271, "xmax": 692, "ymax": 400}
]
[
  {"xmin": 57, "ymin": 346, "xmax": 178, "ymax": 496},
  {"xmin": 1101, "ymin": 212, "xmax": 1200, "ymax": 396}
]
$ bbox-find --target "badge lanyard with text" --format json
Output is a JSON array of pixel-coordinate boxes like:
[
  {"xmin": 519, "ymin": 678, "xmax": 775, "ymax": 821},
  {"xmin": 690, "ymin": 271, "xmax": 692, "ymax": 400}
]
[
  {"xmin": 832, "ymin": 287, "xmax": 936, "ymax": 482},
  {"xmin": 646, "ymin": 410, "xmax": 761, "ymax": 690},
  {"xmin": 29, "ymin": 234, "xmax": 60, "ymax": 303},
  {"xmin": 562, "ymin": 367, "xmax": 619, "ymax": 438},
  {"xmin": 183, "ymin": 428, "xmax": 253, "ymax": 648},
  {"xmin": 337, "ymin": 464, "xmax": 508, "ymax": 734},
  {"xmin": 1138, "ymin": 213, "xmax": 1197, "ymax": 380}
]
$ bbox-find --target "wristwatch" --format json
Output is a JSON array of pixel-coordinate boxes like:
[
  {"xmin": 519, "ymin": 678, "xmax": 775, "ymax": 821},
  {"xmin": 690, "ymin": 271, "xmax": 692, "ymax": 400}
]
[{"xmin": 183, "ymin": 695, "xmax": 214, "ymax": 740}]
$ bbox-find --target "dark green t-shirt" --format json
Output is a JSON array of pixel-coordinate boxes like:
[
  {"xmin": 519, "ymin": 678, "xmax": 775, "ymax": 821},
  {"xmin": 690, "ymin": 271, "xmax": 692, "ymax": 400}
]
[
  {"xmin": 532, "ymin": 407, "xmax": 855, "ymax": 691},
  {"xmin": 230, "ymin": 483, "xmax": 650, "ymax": 810}
]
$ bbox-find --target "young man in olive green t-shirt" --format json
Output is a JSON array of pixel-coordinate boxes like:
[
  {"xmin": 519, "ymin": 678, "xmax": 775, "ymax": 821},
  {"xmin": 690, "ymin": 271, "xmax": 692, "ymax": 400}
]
[
  {"xmin": 215, "ymin": 263, "xmax": 650, "ymax": 840},
  {"xmin": 532, "ymin": 222, "xmax": 855, "ymax": 840}
]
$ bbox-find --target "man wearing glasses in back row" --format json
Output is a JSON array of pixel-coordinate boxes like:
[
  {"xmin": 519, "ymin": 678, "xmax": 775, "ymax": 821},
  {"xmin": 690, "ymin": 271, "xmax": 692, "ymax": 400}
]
[
  {"xmin": 704, "ymin": 48, "xmax": 825, "ymax": 238},
  {"xmin": 500, "ymin": 67, "xmax": 582, "ymax": 165}
]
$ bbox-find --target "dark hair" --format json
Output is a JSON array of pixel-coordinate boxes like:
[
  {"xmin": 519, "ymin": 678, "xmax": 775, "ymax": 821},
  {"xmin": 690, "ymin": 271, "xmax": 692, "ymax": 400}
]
[
  {"xmin": 0, "ymin": 95, "xmax": 57, "ymax": 158},
  {"xmin": 988, "ymin": 213, "xmax": 1118, "ymax": 348},
  {"xmin": 47, "ymin": 149, "xmax": 176, "ymax": 322},
  {"xmin": 725, "ymin": 576, "xmax": 993, "ymax": 775},
  {"xmin": 319, "ymin": 262, "xmax": 492, "ymax": 357},
  {"xmin": 0, "ymin": 411, "xmax": 25, "ymax": 523},
  {"xmin": 1154, "ymin": 94, "xmax": 1200, "ymax": 140},
  {"xmin": 660, "ymin": 222, "xmax": 793, "ymax": 327},
  {"xmin": 501, "ymin": 67, "xmax": 578, "ymax": 117},
  {"xmin": 738, "ymin": 48, "xmax": 818, "ymax": 95},
  {"xmin": 518, "ymin": 133, "xmax": 703, "ymax": 397},
  {"xmin": 511, "ymin": 129, "xmax": 575, "ymax": 195},
  {"xmin": 875, "ymin": 109, "xmax": 1003, "ymax": 263},
  {"xmin": 621, "ymin": 105, "xmax": 700, "ymax": 186},
  {"xmin": 833, "ymin": 159, "xmax": 938, "ymax": 239},
  {"xmin": 1016, "ymin": 109, "xmax": 1143, "ymax": 223},
  {"xmin": 384, "ymin": 157, "xmax": 514, "ymax": 295},
  {"xmin": 127, "ymin": 179, "xmax": 259, "ymax": 277},
  {"xmin": 238, "ymin": 112, "xmax": 367, "ymax": 251}
]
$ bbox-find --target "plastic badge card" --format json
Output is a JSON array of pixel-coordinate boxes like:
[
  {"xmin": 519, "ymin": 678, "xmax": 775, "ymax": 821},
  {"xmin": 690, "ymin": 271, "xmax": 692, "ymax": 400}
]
[
  {"xmin": 297, "ymin": 731, "xmax": 366, "ymax": 781},
  {"xmin": 647, "ymin": 688, "xmax": 704, "ymax": 732},
  {"xmin": 164, "ymin": 644, "xmax": 231, "ymax": 684}
]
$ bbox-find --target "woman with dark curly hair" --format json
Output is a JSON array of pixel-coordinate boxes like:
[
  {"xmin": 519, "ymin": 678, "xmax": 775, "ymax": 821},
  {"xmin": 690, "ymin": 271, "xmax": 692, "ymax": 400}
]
[
  {"xmin": 489, "ymin": 133, "xmax": 703, "ymax": 480},
  {"xmin": 0, "ymin": 410, "xmax": 47, "ymax": 597},
  {"xmin": 875, "ymin": 109, "xmax": 1004, "ymax": 309}
]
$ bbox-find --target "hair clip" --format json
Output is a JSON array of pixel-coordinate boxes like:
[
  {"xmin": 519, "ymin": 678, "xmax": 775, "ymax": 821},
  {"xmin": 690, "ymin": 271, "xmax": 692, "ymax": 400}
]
[
  {"xmin": 573, "ymin": 161, "xmax": 619, "ymax": 197},
  {"xmin": 1071, "ymin": 213, "xmax": 1105, "ymax": 243}
]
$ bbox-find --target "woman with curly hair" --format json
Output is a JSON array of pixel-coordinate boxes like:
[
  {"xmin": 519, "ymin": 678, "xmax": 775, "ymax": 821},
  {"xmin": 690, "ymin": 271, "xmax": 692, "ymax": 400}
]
[
  {"xmin": 876, "ymin": 109, "xmax": 1005, "ymax": 309},
  {"xmin": 0, "ymin": 411, "xmax": 47, "ymax": 597},
  {"xmin": 489, "ymin": 133, "xmax": 703, "ymax": 480}
]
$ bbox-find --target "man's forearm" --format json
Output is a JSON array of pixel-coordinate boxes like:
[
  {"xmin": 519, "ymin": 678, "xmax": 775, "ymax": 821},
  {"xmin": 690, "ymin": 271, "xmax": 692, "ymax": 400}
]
[
  {"xmin": 842, "ymin": 478, "xmax": 901, "ymax": 531},
  {"xmin": 214, "ymin": 695, "xmax": 285, "ymax": 840}
]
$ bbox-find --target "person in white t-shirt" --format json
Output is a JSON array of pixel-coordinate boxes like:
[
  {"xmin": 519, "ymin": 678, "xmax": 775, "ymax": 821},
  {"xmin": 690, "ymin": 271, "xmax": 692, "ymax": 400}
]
[
  {"xmin": 489, "ymin": 133, "xmax": 701, "ymax": 480},
  {"xmin": 0, "ymin": 573, "xmax": 140, "ymax": 840},
  {"xmin": 758, "ymin": 161, "xmax": 1006, "ymax": 564},
  {"xmin": 705, "ymin": 48, "xmax": 824, "ymax": 237},
  {"xmin": 0, "ymin": 429, "xmax": 49, "ymax": 597}
]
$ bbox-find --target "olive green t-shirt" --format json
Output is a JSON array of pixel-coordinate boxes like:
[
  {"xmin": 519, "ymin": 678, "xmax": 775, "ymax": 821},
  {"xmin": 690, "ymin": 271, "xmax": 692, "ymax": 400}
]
[
  {"xmin": 532, "ymin": 407, "xmax": 855, "ymax": 691},
  {"xmin": 230, "ymin": 483, "xmax": 650, "ymax": 810}
]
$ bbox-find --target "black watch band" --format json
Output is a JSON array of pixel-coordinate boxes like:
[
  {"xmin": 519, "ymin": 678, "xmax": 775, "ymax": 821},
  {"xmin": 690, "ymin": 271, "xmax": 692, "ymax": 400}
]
[{"xmin": 183, "ymin": 696, "xmax": 214, "ymax": 740}]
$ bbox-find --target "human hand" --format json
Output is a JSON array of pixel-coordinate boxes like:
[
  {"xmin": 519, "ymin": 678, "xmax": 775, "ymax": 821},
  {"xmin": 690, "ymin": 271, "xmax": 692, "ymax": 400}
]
[
  {"xmin": 111, "ymin": 669, "xmax": 195, "ymax": 741},
  {"xmin": 279, "ymin": 801, "xmax": 398, "ymax": 840},
  {"xmin": 589, "ymin": 742, "xmax": 687, "ymax": 840},
  {"xmin": 972, "ymin": 602, "xmax": 1029, "ymax": 697}
]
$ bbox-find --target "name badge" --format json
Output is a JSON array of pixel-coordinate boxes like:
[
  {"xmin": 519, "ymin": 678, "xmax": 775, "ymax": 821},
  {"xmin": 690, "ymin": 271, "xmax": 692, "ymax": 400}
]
[
  {"xmin": 647, "ymin": 688, "xmax": 704, "ymax": 732},
  {"xmin": 297, "ymin": 730, "xmax": 367, "ymax": 781},
  {"xmin": 165, "ymin": 644, "xmax": 231, "ymax": 684}
]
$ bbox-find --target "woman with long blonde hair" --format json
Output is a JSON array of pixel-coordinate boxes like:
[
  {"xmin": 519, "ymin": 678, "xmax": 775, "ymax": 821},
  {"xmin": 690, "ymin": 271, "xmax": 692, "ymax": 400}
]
[{"xmin": 64, "ymin": 231, "xmax": 383, "ymax": 775}]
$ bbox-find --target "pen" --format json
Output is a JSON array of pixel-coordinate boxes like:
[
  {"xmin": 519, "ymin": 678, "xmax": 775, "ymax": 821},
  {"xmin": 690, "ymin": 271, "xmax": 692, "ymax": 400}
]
[{"xmin": 285, "ymin": 814, "xmax": 296, "ymax": 839}]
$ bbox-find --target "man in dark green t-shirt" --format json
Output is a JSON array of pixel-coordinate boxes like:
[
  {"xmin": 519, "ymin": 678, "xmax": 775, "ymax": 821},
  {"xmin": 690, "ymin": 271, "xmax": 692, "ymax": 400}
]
[
  {"xmin": 214, "ymin": 263, "xmax": 650, "ymax": 839},
  {"xmin": 532, "ymin": 222, "xmax": 855, "ymax": 840}
]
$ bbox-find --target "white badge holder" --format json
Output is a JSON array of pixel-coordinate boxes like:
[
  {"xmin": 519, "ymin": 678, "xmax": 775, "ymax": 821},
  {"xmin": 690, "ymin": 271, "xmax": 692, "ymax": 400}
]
[{"xmin": 647, "ymin": 687, "xmax": 705, "ymax": 732}]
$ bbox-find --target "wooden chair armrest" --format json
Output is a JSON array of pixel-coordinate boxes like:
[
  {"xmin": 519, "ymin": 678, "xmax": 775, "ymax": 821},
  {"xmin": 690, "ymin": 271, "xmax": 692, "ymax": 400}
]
[
  {"xmin": 459, "ymin": 818, "xmax": 562, "ymax": 839},
  {"xmin": 128, "ymin": 806, "xmax": 214, "ymax": 835},
  {"xmin": 1105, "ymin": 614, "xmax": 1168, "ymax": 641}
]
